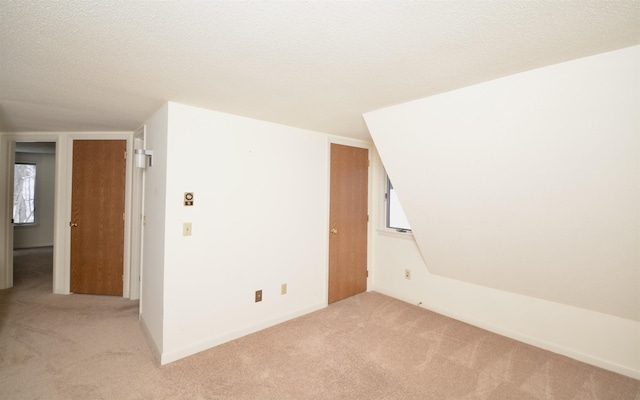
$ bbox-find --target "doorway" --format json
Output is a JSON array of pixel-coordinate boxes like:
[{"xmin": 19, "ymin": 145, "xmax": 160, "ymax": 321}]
[
  {"xmin": 12, "ymin": 142, "xmax": 57, "ymax": 290},
  {"xmin": 328, "ymin": 143, "xmax": 369, "ymax": 304},
  {"xmin": 1, "ymin": 134, "xmax": 135, "ymax": 297}
]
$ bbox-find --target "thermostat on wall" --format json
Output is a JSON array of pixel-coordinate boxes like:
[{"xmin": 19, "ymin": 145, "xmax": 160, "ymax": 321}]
[{"xmin": 184, "ymin": 192, "xmax": 194, "ymax": 206}]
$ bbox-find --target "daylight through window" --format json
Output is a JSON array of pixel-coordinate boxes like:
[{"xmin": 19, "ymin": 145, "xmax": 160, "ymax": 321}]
[
  {"xmin": 386, "ymin": 177, "xmax": 411, "ymax": 232},
  {"xmin": 13, "ymin": 163, "xmax": 36, "ymax": 224}
]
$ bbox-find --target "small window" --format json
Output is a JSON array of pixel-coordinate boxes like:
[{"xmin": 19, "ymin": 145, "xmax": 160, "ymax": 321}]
[
  {"xmin": 13, "ymin": 163, "xmax": 36, "ymax": 224},
  {"xmin": 386, "ymin": 177, "xmax": 411, "ymax": 232}
]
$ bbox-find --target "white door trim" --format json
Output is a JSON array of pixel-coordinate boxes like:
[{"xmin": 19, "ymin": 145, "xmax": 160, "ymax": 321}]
[
  {"xmin": 129, "ymin": 125, "xmax": 146, "ymax": 301},
  {"xmin": 65, "ymin": 133, "xmax": 133, "ymax": 296},
  {"xmin": 0, "ymin": 137, "xmax": 16, "ymax": 289},
  {"xmin": 0, "ymin": 132, "xmax": 133, "ymax": 297}
]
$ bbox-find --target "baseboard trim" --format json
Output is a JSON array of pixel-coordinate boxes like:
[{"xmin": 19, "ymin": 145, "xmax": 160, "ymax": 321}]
[
  {"xmin": 160, "ymin": 302, "xmax": 326, "ymax": 365},
  {"xmin": 378, "ymin": 288, "xmax": 640, "ymax": 380},
  {"xmin": 139, "ymin": 314, "xmax": 162, "ymax": 363},
  {"xmin": 13, "ymin": 244, "xmax": 54, "ymax": 249},
  {"xmin": 423, "ymin": 302, "xmax": 640, "ymax": 380}
]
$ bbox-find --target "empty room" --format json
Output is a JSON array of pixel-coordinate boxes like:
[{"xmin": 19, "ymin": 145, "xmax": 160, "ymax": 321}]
[{"xmin": 0, "ymin": 1, "xmax": 639, "ymax": 399}]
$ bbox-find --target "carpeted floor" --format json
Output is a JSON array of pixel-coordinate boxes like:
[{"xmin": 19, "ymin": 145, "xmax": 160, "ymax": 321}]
[{"xmin": 1, "ymin": 247, "xmax": 639, "ymax": 399}]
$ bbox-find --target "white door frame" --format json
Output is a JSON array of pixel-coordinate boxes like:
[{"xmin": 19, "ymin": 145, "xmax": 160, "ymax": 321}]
[
  {"xmin": 325, "ymin": 135, "xmax": 374, "ymax": 302},
  {"xmin": 129, "ymin": 126, "xmax": 146, "ymax": 301},
  {"xmin": 0, "ymin": 137, "xmax": 16, "ymax": 289},
  {"xmin": 0, "ymin": 132, "xmax": 135, "ymax": 297},
  {"xmin": 1, "ymin": 134, "xmax": 58, "ymax": 291}
]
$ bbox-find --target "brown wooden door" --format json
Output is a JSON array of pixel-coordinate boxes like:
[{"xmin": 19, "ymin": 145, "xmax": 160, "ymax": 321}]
[
  {"xmin": 328, "ymin": 144, "xmax": 369, "ymax": 304},
  {"xmin": 70, "ymin": 140, "xmax": 126, "ymax": 296}
]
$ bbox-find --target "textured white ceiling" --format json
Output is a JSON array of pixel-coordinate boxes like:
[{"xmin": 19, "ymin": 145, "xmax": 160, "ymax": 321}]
[{"xmin": 1, "ymin": 1, "xmax": 639, "ymax": 140}]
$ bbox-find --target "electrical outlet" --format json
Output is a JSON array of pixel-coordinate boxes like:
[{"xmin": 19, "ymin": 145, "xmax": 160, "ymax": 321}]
[
  {"xmin": 405, "ymin": 269, "xmax": 411, "ymax": 280},
  {"xmin": 281, "ymin": 283, "xmax": 287, "ymax": 295},
  {"xmin": 255, "ymin": 290, "xmax": 262, "ymax": 302}
]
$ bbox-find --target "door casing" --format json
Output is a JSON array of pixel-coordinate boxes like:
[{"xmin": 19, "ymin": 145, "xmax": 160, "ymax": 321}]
[
  {"xmin": 65, "ymin": 133, "xmax": 134, "ymax": 296},
  {"xmin": 0, "ymin": 132, "xmax": 135, "ymax": 297},
  {"xmin": 129, "ymin": 126, "xmax": 145, "ymax": 301},
  {"xmin": 327, "ymin": 138, "xmax": 372, "ymax": 304}
]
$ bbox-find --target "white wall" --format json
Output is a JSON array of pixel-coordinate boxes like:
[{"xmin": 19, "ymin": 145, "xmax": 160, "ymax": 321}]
[
  {"xmin": 365, "ymin": 46, "xmax": 640, "ymax": 378},
  {"xmin": 144, "ymin": 102, "xmax": 329, "ymax": 364},
  {"xmin": 13, "ymin": 151, "xmax": 56, "ymax": 249},
  {"xmin": 139, "ymin": 104, "xmax": 169, "ymax": 360}
]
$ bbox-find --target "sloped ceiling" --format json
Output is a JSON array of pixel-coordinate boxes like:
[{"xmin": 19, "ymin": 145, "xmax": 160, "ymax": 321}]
[{"xmin": 1, "ymin": 1, "xmax": 638, "ymax": 140}]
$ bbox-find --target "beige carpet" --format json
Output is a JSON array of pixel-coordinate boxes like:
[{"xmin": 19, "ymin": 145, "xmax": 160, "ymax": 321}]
[{"xmin": 1, "ymin": 247, "xmax": 639, "ymax": 400}]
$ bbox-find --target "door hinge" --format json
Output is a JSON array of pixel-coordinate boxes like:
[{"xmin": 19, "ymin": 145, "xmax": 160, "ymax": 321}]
[
  {"xmin": 123, "ymin": 212, "xmax": 125, "ymax": 221},
  {"xmin": 366, "ymin": 270, "xmax": 369, "ymax": 278},
  {"xmin": 124, "ymin": 150, "xmax": 127, "ymax": 160},
  {"xmin": 367, "ymin": 214, "xmax": 369, "ymax": 222}
]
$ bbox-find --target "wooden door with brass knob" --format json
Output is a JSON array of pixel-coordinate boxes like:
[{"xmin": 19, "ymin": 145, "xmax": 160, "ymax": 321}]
[
  {"xmin": 328, "ymin": 143, "xmax": 369, "ymax": 304},
  {"xmin": 70, "ymin": 140, "xmax": 126, "ymax": 296}
]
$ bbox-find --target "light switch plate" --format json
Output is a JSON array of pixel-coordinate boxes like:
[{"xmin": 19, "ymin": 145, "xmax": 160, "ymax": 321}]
[{"xmin": 183, "ymin": 222, "xmax": 192, "ymax": 236}]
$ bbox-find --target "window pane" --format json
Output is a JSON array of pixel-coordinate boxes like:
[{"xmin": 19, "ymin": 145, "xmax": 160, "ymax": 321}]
[
  {"xmin": 13, "ymin": 164, "xmax": 36, "ymax": 224},
  {"xmin": 387, "ymin": 179, "xmax": 411, "ymax": 231}
]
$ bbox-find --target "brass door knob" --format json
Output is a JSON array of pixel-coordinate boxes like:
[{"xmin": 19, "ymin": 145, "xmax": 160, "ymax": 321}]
[
  {"xmin": 330, "ymin": 228, "xmax": 338, "ymax": 234},
  {"xmin": 69, "ymin": 222, "xmax": 78, "ymax": 227}
]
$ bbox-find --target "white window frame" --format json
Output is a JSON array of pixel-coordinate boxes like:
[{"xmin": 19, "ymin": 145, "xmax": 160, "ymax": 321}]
[
  {"xmin": 13, "ymin": 162, "xmax": 37, "ymax": 225},
  {"xmin": 385, "ymin": 175, "xmax": 412, "ymax": 234}
]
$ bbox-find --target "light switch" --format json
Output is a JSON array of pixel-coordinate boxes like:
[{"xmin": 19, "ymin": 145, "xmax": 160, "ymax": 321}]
[{"xmin": 183, "ymin": 222, "xmax": 192, "ymax": 236}]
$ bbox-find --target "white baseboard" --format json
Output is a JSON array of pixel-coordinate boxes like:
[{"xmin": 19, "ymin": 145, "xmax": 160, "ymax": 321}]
[
  {"xmin": 139, "ymin": 314, "xmax": 162, "ymax": 363},
  {"xmin": 375, "ymin": 287, "xmax": 640, "ymax": 380},
  {"xmin": 421, "ymin": 300, "xmax": 640, "ymax": 380},
  {"xmin": 13, "ymin": 243, "xmax": 54, "ymax": 249},
  {"xmin": 160, "ymin": 302, "xmax": 326, "ymax": 365}
]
